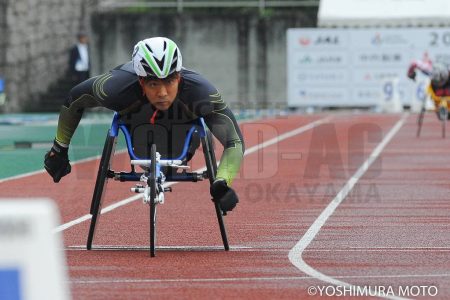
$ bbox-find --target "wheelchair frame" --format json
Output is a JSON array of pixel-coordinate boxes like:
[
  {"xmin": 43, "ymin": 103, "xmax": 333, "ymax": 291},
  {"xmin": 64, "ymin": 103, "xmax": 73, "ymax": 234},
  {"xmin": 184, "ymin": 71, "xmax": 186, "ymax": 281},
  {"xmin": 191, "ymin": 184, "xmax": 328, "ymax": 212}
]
[
  {"xmin": 87, "ymin": 112, "xmax": 229, "ymax": 257},
  {"xmin": 417, "ymin": 96, "xmax": 450, "ymax": 138}
]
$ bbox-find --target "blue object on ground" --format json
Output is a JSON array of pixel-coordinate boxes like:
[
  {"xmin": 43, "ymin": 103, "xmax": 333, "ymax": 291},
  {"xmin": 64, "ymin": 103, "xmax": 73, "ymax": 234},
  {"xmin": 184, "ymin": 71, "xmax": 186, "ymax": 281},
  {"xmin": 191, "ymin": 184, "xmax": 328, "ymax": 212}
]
[{"xmin": 0, "ymin": 269, "xmax": 22, "ymax": 300}]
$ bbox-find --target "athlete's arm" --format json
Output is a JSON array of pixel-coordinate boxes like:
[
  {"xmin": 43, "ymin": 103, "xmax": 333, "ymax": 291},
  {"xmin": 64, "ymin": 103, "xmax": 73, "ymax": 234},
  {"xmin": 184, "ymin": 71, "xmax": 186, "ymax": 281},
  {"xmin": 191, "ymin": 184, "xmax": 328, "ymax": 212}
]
[
  {"xmin": 56, "ymin": 65, "xmax": 141, "ymax": 146},
  {"xmin": 407, "ymin": 60, "xmax": 432, "ymax": 80},
  {"xmin": 55, "ymin": 74, "xmax": 111, "ymax": 145},
  {"xmin": 203, "ymin": 94, "xmax": 244, "ymax": 185}
]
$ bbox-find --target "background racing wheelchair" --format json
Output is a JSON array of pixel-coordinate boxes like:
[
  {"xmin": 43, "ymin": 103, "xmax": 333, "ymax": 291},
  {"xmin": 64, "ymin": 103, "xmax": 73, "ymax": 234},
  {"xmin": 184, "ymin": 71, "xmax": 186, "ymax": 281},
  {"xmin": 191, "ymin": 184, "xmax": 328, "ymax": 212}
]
[{"xmin": 86, "ymin": 102, "xmax": 229, "ymax": 257}]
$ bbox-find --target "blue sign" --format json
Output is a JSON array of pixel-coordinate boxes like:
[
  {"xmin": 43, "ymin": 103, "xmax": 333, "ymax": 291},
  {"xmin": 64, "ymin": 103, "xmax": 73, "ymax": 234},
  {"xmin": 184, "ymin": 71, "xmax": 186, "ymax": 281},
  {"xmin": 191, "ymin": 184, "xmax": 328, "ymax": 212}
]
[
  {"xmin": 0, "ymin": 78, "xmax": 4, "ymax": 93},
  {"xmin": 0, "ymin": 269, "xmax": 22, "ymax": 300}
]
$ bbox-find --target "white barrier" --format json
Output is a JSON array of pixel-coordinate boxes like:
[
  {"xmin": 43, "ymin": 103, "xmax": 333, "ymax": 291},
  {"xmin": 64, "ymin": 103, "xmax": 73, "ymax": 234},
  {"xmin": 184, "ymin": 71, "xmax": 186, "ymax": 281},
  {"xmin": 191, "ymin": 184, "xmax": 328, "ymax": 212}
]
[{"xmin": 0, "ymin": 199, "xmax": 70, "ymax": 300}]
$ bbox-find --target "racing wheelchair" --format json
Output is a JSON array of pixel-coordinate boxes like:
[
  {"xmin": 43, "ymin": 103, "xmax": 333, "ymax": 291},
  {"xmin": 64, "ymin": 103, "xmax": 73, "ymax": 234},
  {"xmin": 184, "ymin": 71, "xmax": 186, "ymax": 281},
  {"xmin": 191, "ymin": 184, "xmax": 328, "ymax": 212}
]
[
  {"xmin": 86, "ymin": 103, "xmax": 229, "ymax": 257},
  {"xmin": 417, "ymin": 96, "xmax": 450, "ymax": 138}
]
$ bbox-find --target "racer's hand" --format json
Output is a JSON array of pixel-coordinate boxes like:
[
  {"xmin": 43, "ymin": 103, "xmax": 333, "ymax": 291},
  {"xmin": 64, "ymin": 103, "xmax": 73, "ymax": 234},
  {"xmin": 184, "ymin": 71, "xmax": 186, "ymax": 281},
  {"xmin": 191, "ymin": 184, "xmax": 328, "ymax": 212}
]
[
  {"xmin": 44, "ymin": 140, "xmax": 71, "ymax": 183},
  {"xmin": 210, "ymin": 178, "xmax": 239, "ymax": 212},
  {"xmin": 407, "ymin": 69, "xmax": 416, "ymax": 81}
]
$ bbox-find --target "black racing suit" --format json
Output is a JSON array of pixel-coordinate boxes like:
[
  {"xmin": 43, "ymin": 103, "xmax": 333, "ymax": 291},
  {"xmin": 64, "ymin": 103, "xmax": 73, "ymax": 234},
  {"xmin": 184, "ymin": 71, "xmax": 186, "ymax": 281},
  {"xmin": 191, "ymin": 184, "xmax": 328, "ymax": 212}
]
[{"xmin": 55, "ymin": 62, "xmax": 244, "ymax": 184}]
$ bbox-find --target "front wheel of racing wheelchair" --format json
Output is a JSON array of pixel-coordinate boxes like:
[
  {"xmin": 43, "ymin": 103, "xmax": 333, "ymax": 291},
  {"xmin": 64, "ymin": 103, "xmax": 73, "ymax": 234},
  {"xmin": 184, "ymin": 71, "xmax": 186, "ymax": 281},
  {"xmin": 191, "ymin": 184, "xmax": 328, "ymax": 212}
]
[
  {"xmin": 86, "ymin": 112, "xmax": 229, "ymax": 257},
  {"xmin": 148, "ymin": 143, "xmax": 157, "ymax": 257}
]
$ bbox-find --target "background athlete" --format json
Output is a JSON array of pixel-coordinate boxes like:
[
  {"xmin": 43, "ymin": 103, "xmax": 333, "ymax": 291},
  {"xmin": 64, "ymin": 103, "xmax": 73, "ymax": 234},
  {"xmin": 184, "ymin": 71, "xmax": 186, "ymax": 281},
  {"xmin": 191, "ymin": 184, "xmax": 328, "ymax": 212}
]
[{"xmin": 408, "ymin": 60, "xmax": 450, "ymax": 119}]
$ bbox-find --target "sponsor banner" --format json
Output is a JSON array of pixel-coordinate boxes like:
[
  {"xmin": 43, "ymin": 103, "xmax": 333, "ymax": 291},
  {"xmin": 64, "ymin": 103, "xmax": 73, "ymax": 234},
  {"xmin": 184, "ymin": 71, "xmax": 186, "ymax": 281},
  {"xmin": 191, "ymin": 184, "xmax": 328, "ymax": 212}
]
[
  {"xmin": 352, "ymin": 84, "xmax": 411, "ymax": 104},
  {"xmin": 352, "ymin": 30, "xmax": 410, "ymax": 48},
  {"xmin": 295, "ymin": 70, "xmax": 348, "ymax": 84},
  {"xmin": 293, "ymin": 52, "xmax": 348, "ymax": 68},
  {"xmin": 289, "ymin": 87, "xmax": 350, "ymax": 106},
  {"xmin": 287, "ymin": 27, "xmax": 450, "ymax": 107},
  {"xmin": 352, "ymin": 87, "xmax": 384, "ymax": 105},
  {"xmin": 352, "ymin": 69, "xmax": 403, "ymax": 84},
  {"xmin": 353, "ymin": 50, "xmax": 407, "ymax": 67}
]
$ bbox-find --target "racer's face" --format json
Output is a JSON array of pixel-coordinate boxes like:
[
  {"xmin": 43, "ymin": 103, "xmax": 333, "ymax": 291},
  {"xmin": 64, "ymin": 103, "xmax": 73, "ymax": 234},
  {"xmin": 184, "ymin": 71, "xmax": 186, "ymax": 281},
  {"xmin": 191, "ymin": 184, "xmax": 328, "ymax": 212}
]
[{"xmin": 140, "ymin": 73, "xmax": 180, "ymax": 110}]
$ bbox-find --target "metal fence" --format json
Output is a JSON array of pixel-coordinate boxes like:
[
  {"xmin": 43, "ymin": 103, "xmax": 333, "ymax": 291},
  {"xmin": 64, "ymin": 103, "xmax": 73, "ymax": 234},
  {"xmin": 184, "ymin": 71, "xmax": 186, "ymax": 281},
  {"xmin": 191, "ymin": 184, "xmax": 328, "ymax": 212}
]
[{"xmin": 98, "ymin": 0, "xmax": 320, "ymax": 12}]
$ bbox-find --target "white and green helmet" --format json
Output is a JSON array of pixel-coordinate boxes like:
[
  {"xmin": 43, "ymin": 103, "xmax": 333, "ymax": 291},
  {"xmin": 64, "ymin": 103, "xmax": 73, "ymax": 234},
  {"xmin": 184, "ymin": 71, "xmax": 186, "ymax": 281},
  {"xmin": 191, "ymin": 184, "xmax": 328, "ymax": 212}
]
[
  {"xmin": 431, "ymin": 63, "xmax": 449, "ymax": 87},
  {"xmin": 132, "ymin": 37, "xmax": 182, "ymax": 79}
]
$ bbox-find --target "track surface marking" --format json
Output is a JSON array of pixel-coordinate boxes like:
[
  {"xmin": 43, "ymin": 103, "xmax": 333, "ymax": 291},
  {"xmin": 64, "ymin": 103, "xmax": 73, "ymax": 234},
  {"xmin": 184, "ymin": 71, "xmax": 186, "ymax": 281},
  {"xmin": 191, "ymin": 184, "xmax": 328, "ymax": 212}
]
[{"xmin": 289, "ymin": 114, "xmax": 408, "ymax": 300}]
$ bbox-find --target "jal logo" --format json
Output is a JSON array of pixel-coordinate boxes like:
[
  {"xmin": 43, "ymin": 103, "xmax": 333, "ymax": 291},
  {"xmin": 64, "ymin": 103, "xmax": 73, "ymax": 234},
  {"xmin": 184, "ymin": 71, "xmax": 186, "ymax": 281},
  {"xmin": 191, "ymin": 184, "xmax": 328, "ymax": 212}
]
[
  {"xmin": 315, "ymin": 36, "xmax": 339, "ymax": 45},
  {"xmin": 299, "ymin": 37, "xmax": 311, "ymax": 46}
]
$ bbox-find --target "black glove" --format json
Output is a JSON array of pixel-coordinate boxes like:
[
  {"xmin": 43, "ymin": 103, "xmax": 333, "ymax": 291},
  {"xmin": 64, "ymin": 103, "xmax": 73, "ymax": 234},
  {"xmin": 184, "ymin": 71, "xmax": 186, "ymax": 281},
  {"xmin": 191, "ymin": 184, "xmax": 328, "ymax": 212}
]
[
  {"xmin": 210, "ymin": 179, "xmax": 239, "ymax": 212},
  {"xmin": 44, "ymin": 140, "xmax": 71, "ymax": 183},
  {"xmin": 407, "ymin": 69, "xmax": 416, "ymax": 81}
]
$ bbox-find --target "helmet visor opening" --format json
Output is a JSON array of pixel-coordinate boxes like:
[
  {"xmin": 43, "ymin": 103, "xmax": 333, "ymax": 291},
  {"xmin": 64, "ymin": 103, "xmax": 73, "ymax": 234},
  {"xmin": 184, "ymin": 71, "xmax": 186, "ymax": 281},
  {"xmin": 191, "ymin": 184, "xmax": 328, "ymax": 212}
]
[{"xmin": 140, "ymin": 71, "xmax": 180, "ymax": 83}]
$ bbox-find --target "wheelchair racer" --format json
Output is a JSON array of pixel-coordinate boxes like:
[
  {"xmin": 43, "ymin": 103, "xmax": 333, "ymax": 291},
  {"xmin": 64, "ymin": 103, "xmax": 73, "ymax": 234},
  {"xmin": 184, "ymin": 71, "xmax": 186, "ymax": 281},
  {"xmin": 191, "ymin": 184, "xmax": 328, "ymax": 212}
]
[
  {"xmin": 408, "ymin": 61, "xmax": 450, "ymax": 119},
  {"xmin": 44, "ymin": 37, "xmax": 244, "ymax": 213}
]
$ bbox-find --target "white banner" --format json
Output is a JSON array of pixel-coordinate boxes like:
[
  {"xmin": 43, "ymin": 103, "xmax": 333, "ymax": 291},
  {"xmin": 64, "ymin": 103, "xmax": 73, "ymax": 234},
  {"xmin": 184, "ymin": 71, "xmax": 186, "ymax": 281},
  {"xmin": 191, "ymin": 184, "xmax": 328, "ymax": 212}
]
[
  {"xmin": 318, "ymin": 0, "xmax": 450, "ymax": 27},
  {"xmin": 287, "ymin": 28, "xmax": 450, "ymax": 108}
]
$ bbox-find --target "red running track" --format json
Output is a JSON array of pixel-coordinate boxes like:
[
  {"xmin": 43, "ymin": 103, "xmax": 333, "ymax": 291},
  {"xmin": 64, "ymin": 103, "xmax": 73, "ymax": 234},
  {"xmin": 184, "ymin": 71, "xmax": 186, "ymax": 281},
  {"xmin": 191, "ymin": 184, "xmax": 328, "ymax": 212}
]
[{"xmin": 1, "ymin": 113, "xmax": 450, "ymax": 299}]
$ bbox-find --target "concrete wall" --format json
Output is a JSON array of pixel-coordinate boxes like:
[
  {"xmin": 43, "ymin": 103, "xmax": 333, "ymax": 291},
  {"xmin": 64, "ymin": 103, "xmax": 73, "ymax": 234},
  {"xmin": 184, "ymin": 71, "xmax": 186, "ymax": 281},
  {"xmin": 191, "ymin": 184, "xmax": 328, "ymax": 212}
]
[
  {"xmin": 91, "ymin": 10, "xmax": 316, "ymax": 109},
  {"xmin": 0, "ymin": 5, "xmax": 317, "ymax": 112},
  {"xmin": 0, "ymin": 0, "xmax": 91, "ymax": 112},
  {"xmin": 0, "ymin": 0, "xmax": 8, "ymax": 96}
]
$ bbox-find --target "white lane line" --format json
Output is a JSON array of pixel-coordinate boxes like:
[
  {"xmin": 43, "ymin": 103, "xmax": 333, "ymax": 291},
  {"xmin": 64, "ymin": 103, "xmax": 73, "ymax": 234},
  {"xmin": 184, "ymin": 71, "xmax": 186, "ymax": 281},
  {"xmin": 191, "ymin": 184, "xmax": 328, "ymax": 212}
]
[
  {"xmin": 0, "ymin": 169, "xmax": 46, "ymax": 184},
  {"xmin": 70, "ymin": 272, "xmax": 450, "ymax": 284},
  {"xmin": 71, "ymin": 276, "xmax": 314, "ymax": 284},
  {"xmin": 66, "ymin": 245, "xmax": 450, "ymax": 252},
  {"xmin": 244, "ymin": 116, "xmax": 331, "ymax": 156},
  {"xmin": 303, "ymin": 248, "xmax": 450, "ymax": 252},
  {"xmin": 0, "ymin": 117, "xmax": 259, "ymax": 184},
  {"xmin": 53, "ymin": 116, "xmax": 331, "ymax": 233},
  {"xmin": 0, "ymin": 149, "xmax": 128, "ymax": 184},
  {"xmin": 288, "ymin": 114, "xmax": 409, "ymax": 300},
  {"xmin": 66, "ymin": 245, "xmax": 252, "ymax": 251}
]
